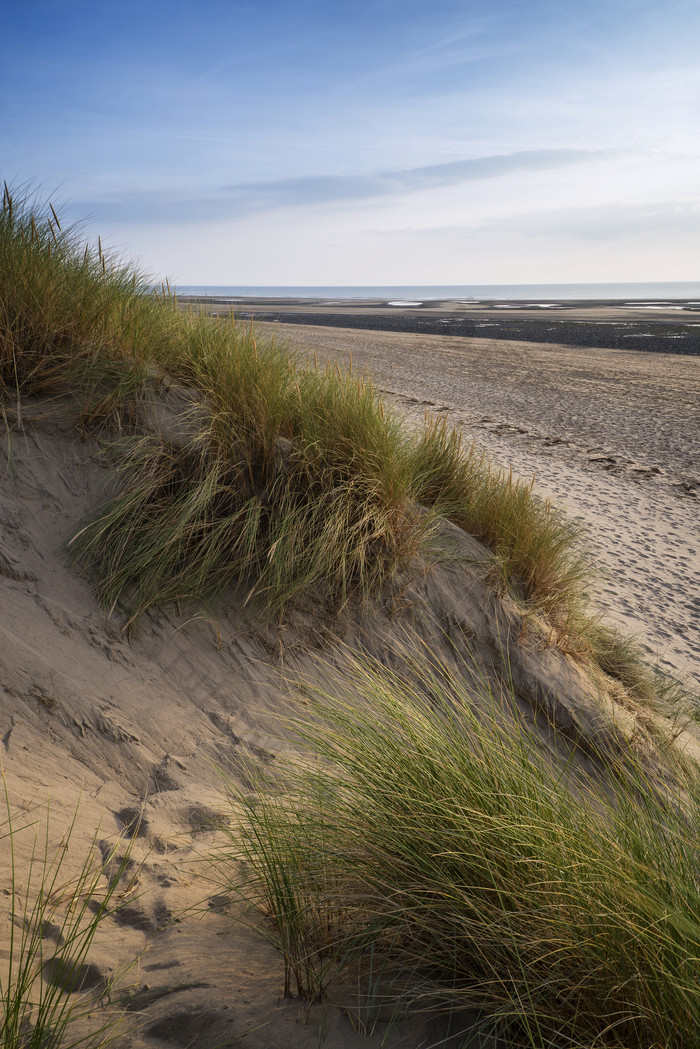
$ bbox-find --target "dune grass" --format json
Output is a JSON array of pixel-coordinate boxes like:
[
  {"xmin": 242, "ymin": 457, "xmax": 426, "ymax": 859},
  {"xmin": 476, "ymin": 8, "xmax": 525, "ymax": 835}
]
[
  {"xmin": 0, "ymin": 779, "xmax": 133, "ymax": 1048},
  {"xmin": 406, "ymin": 414, "xmax": 591, "ymax": 617},
  {"xmin": 0, "ymin": 185, "xmax": 177, "ymax": 404},
  {"xmin": 220, "ymin": 651, "xmax": 700, "ymax": 1048},
  {"xmin": 0, "ymin": 182, "xmax": 671, "ymax": 696}
]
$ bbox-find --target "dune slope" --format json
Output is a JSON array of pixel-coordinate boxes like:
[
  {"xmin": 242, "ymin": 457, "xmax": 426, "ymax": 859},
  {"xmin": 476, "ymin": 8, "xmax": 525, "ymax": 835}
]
[{"xmin": 2, "ymin": 397, "xmax": 685, "ymax": 1049}]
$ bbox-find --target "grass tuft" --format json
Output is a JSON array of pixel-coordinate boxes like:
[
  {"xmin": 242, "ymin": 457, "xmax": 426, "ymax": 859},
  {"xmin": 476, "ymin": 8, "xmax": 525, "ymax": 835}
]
[
  {"xmin": 405, "ymin": 413, "xmax": 591, "ymax": 616},
  {"xmin": 0, "ymin": 775, "xmax": 134, "ymax": 1048},
  {"xmin": 220, "ymin": 651, "xmax": 700, "ymax": 1048}
]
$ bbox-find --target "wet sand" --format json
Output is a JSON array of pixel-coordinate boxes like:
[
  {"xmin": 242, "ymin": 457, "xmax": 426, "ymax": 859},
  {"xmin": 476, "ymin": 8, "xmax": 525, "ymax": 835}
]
[
  {"xmin": 255, "ymin": 319, "xmax": 700, "ymax": 692},
  {"xmin": 181, "ymin": 294, "xmax": 700, "ymax": 356}
]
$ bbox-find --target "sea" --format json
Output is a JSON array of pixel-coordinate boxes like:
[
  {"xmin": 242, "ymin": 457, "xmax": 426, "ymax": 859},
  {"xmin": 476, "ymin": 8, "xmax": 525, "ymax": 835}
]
[{"xmin": 175, "ymin": 281, "xmax": 700, "ymax": 301}]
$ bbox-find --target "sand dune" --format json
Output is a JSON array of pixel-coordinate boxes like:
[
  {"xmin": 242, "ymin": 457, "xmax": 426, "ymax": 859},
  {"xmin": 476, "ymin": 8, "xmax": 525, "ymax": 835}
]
[{"xmin": 1, "ymin": 325, "xmax": 698, "ymax": 1047}]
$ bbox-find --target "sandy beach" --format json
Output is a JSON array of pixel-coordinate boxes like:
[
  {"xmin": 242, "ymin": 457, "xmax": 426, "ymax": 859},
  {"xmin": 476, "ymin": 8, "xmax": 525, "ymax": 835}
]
[{"xmin": 256, "ymin": 319, "xmax": 700, "ymax": 692}]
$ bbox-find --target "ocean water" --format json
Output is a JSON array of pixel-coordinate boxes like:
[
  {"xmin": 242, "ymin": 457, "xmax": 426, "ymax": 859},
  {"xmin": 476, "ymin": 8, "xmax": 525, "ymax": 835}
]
[{"xmin": 175, "ymin": 281, "xmax": 700, "ymax": 301}]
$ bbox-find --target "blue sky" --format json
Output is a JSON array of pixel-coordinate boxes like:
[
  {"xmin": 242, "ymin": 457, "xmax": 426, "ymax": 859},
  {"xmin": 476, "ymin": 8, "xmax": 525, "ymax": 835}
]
[{"xmin": 3, "ymin": 0, "xmax": 699, "ymax": 284}]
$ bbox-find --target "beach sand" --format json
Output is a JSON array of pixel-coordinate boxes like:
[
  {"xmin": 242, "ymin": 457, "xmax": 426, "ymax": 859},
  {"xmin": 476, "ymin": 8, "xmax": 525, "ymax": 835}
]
[
  {"xmin": 1, "ymin": 316, "xmax": 699, "ymax": 1049},
  {"xmin": 257, "ymin": 321, "xmax": 700, "ymax": 692}
]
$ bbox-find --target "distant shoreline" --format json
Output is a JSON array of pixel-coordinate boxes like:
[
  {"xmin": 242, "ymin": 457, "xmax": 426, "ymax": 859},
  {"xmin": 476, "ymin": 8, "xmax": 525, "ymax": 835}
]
[{"xmin": 179, "ymin": 296, "xmax": 700, "ymax": 356}]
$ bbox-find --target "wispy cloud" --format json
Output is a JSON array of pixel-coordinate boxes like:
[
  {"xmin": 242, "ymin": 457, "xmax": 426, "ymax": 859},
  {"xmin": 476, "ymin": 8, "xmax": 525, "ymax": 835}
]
[
  {"xmin": 68, "ymin": 148, "xmax": 612, "ymax": 225},
  {"xmin": 380, "ymin": 149, "xmax": 614, "ymax": 191}
]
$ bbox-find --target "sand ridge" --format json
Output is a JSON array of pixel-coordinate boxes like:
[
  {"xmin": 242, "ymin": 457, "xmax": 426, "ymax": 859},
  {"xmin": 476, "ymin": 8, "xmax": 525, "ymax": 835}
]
[{"xmin": 258, "ymin": 322, "xmax": 700, "ymax": 692}]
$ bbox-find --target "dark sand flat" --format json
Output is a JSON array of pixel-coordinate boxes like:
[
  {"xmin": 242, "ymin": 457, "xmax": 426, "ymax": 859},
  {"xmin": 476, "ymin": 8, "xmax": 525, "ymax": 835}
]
[{"xmin": 181, "ymin": 295, "xmax": 700, "ymax": 356}]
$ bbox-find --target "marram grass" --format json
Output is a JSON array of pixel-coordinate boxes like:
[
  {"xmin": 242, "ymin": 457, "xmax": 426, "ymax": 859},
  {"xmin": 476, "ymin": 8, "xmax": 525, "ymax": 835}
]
[
  {"xmin": 0, "ymin": 777, "xmax": 134, "ymax": 1048},
  {"xmin": 220, "ymin": 651, "xmax": 700, "ymax": 1048},
  {"xmin": 0, "ymin": 183, "xmax": 676, "ymax": 699},
  {"xmin": 406, "ymin": 413, "xmax": 591, "ymax": 616}
]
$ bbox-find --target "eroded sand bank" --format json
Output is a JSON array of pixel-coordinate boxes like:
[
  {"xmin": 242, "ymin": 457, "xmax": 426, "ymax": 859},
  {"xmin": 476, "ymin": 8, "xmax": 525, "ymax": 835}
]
[{"xmin": 258, "ymin": 321, "xmax": 700, "ymax": 691}]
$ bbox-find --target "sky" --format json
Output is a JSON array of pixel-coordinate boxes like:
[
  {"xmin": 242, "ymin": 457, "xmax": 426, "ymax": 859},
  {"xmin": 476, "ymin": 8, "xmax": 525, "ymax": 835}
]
[{"xmin": 2, "ymin": 0, "xmax": 700, "ymax": 285}]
